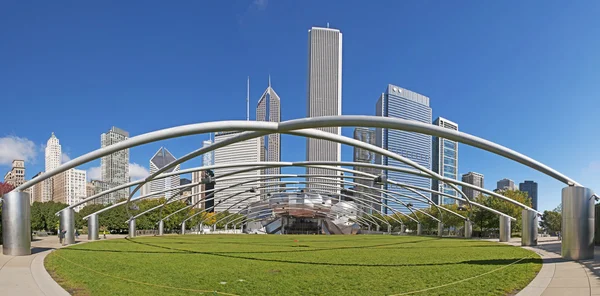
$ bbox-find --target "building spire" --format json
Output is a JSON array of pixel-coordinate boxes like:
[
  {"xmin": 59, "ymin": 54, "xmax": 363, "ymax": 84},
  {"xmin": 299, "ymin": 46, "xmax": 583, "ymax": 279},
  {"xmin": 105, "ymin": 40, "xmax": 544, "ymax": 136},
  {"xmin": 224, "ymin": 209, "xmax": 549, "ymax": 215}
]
[{"xmin": 268, "ymin": 74, "xmax": 271, "ymax": 88}]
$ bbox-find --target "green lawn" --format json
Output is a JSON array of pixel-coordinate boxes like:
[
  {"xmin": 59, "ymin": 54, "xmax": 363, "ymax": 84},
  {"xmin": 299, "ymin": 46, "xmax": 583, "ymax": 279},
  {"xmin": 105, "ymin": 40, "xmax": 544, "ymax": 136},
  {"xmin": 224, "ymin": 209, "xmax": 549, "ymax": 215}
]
[{"xmin": 45, "ymin": 235, "xmax": 541, "ymax": 296}]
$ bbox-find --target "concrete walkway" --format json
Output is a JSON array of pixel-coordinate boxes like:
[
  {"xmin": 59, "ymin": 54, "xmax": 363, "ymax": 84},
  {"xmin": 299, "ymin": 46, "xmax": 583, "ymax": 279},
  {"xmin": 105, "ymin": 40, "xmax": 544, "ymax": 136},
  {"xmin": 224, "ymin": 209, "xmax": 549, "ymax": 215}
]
[
  {"xmin": 511, "ymin": 237, "xmax": 600, "ymax": 296},
  {"xmin": 0, "ymin": 235, "xmax": 125, "ymax": 296}
]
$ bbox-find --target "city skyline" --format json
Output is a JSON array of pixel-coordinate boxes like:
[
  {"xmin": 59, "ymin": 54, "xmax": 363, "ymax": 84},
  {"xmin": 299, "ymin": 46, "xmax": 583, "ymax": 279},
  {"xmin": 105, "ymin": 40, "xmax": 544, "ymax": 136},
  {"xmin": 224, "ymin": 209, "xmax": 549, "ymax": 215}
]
[{"xmin": 2, "ymin": 2, "xmax": 599, "ymax": 212}]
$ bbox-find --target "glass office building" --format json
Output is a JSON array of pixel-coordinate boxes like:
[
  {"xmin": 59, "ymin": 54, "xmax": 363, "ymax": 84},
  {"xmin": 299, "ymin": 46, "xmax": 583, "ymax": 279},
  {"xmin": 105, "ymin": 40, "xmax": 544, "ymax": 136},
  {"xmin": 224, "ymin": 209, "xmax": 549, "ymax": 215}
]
[
  {"xmin": 376, "ymin": 84, "xmax": 432, "ymax": 214},
  {"xmin": 432, "ymin": 117, "xmax": 459, "ymax": 205}
]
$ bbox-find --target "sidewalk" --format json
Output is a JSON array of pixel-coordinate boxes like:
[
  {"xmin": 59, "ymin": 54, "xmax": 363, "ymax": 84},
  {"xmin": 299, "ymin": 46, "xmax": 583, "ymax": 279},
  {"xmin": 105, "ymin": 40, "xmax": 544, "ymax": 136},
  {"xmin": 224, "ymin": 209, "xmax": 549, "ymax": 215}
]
[
  {"xmin": 0, "ymin": 235, "xmax": 125, "ymax": 296},
  {"xmin": 507, "ymin": 237, "xmax": 600, "ymax": 296}
]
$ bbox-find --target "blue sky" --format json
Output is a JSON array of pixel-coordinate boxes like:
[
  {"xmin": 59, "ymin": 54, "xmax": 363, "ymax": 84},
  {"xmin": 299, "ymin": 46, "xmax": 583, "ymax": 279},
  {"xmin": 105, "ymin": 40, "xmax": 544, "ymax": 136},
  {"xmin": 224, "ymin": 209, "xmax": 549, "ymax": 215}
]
[{"xmin": 1, "ymin": 1, "xmax": 599, "ymax": 211}]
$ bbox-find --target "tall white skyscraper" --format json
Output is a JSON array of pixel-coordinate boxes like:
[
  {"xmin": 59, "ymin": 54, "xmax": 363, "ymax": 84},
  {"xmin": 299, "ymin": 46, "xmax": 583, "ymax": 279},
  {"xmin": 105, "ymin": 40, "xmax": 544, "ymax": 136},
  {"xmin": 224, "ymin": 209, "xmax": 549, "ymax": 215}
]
[
  {"xmin": 305, "ymin": 26, "xmax": 343, "ymax": 191},
  {"xmin": 202, "ymin": 139, "xmax": 213, "ymax": 167},
  {"xmin": 43, "ymin": 133, "xmax": 62, "ymax": 202},
  {"xmin": 101, "ymin": 126, "xmax": 130, "ymax": 203},
  {"xmin": 213, "ymin": 131, "xmax": 261, "ymax": 213},
  {"xmin": 149, "ymin": 147, "xmax": 180, "ymax": 198},
  {"xmin": 256, "ymin": 78, "xmax": 281, "ymax": 192}
]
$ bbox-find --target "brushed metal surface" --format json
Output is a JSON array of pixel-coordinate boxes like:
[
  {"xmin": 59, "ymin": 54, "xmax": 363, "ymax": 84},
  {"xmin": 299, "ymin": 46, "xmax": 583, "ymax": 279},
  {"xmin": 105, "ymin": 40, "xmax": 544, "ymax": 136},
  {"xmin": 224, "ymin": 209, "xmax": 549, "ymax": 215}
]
[
  {"xmin": 562, "ymin": 186, "xmax": 595, "ymax": 260},
  {"xmin": 128, "ymin": 219, "xmax": 136, "ymax": 238},
  {"xmin": 521, "ymin": 210, "xmax": 538, "ymax": 246},
  {"xmin": 417, "ymin": 223, "xmax": 422, "ymax": 235},
  {"xmin": 2, "ymin": 191, "xmax": 31, "ymax": 256},
  {"xmin": 464, "ymin": 220, "xmax": 473, "ymax": 238},
  {"xmin": 437, "ymin": 222, "xmax": 444, "ymax": 237},
  {"xmin": 59, "ymin": 208, "xmax": 75, "ymax": 245},
  {"xmin": 499, "ymin": 216, "xmax": 511, "ymax": 242},
  {"xmin": 87, "ymin": 214, "xmax": 99, "ymax": 241},
  {"xmin": 158, "ymin": 220, "xmax": 164, "ymax": 236}
]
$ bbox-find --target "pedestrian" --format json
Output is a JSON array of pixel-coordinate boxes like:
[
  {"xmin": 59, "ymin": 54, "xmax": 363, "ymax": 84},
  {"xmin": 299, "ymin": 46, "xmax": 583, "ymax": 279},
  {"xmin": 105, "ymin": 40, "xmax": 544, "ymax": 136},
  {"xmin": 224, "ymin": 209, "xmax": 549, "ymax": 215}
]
[
  {"xmin": 103, "ymin": 230, "xmax": 107, "ymax": 239},
  {"xmin": 58, "ymin": 229, "xmax": 63, "ymax": 245},
  {"xmin": 75, "ymin": 230, "xmax": 79, "ymax": 239}
]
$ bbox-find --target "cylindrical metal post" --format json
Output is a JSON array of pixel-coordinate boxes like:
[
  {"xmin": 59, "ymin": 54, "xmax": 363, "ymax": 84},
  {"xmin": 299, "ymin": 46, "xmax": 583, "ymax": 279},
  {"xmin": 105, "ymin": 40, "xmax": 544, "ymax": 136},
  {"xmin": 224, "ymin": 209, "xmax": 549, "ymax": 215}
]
[
  {"xmin": 158, "ymin": 220, "xmax": 164, "ymax": 236},
  {"xmin": 562, "ymin": 186, "xmax": 595, "ymax": 260},
  {"xmin": 416, "ymin": 223, "xmax": 422, "ymax": 235},
  {"xmin": 464, "ymin": 220, "xmax": 472, "ymax": 238},
  {"xmin": 522, "ymin": 210, "xmax": 538, "ymax": 246},
  {"xmin": 499, "ymin": 216, "xmax": 511, "ymax": 242},
  {"xmin": 400, "ymin": 225, "xmax": 406, "ymax": 234},
  {"xmin": 181, "ymin": 221, "xmax": 186, "ymax": 235},
  {"xmin": 87, "ymin": 214, "xmax": 99, "ymax": 241},
  {"xmin": 128, "ymin": 219, "xmax": 136, "ymax": 238},
  {"xmin": 2, "ymin": 191, "xmax": 31, "ymax": 256},
  {"xmin": 437, "ymin": 222, "xmax": 444, "ymax": 237},
  {"xmin": 59, "ymin": 208, "xmax": 75, "ymax": 245}
]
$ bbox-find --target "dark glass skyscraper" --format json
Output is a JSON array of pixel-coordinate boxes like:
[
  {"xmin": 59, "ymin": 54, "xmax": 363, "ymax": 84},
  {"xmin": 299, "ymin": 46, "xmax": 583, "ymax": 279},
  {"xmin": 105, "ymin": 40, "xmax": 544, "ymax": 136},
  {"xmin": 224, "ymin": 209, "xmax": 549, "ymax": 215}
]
[
  {"xmin": 376, "ymin": 84, "xmax": 432, "ymax": 213},
  {"xmin": 519, "ymin": 181, "xmax": 538, "ymax": 210}
]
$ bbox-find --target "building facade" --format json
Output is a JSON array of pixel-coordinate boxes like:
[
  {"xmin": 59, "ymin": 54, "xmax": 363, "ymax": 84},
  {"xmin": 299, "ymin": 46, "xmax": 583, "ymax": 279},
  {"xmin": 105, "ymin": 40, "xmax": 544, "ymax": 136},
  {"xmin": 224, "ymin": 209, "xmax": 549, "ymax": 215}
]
[
  {"xmin": 30, "ymin": 172, "xmax": 44, "ymax": 203},
  {"xmin": 53, "ymin": 168, "xmax": 87, "ymax": 212},
  {"xmin": 352, "ymin": 127, "xmax": 381, "ymax": 214},
  {"xmin": 213, "ymin": 131, "xmax": 261, "ymax": 213},
  {"xmin": 202, "ymin": 140, "xmax": 213, "ymax": 167},
  {"xmin": 519, "ymin": 180, "xmax": 538, "ymax": 210},
  {"xmin": 100, "ymin": 126, "xmax": 130, "ymax": 203},
  {"xmin": 376, "ymin": 85, "xmax": 432, "ymax": 213},
  {"xmin": 305, "ymin": 27, "xmax": 343, "ymax": 191},
  {"xmin": 256, "ymin": 80, "xmax": 281, "ymax": 193},
  {"xmin": 497, "ymin": 178, "xmax": 517, "ymax": 191},
  {"xmin": 4, "ymin": 159, "xmax": 25, "ymax": 188},
  {"xmin": 43, "ymin": 132, "xmax": 62, "ymax": 202},
  {"xmin": 88, "ymin": 179, "xmax": 121, "ymax": 205},
  {"xmin": 461, "ymin": 172, "xmax": 484, "ymax": 199},
  {"xmin": 149, "ymin": 147, "xmax": 180, "ymax": 198},
  {"xmin": 432, "ymin": 117, "xmax": 459, "ymax": 205}
]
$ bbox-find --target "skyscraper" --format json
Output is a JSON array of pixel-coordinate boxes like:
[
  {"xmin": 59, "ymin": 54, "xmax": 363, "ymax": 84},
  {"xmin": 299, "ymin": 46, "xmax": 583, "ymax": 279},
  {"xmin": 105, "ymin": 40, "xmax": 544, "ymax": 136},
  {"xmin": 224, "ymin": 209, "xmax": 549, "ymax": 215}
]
[
  {"xmin": 376, "ymin": 85, "xmax": 432, "ymax": 213},
  {"xmin": 461, "ymin": 172, "xmax": 484, "ymax": 199},
  {"xmin": 101, "ymin": 126, "xmax": 130, "ymax": 203},
  {"xmin": 3, "ymin": 160, "xmax": 25, "ymax": 188},
  {"xmin": 44, "ymin": 132, "xmax": 61, "ymax": 202},
  {"xmin": 352, "ymin": 127, "xmax": 381, "ymax": 214},
  {"xmin": 519, "ymin": 180, "xmax": 538, "ymax": 210},
  {"xmin": 305, "ymin": 26, "xmax": 343, "ymax": 191},
  {"xmin": 202, "ymin": 139, "xmax": 213, "ymax": 167},
  {"xmin": 149, "ymin": 147, "xmax": 180, "ymax": 198},
  {"xmin": 256, "ymin": 78, "xmax": 281, "ymax": 193},
  {"xmin": 53, "ymin": 168, "xmax": 87, "ymax": 211},
  {"xmin": 432, "ymin": 117, "xmax": 459, "ymax": 205},
  {"xmin": 213, "ymin": 131, "xmax": 261, "ymax": 213},
  {"xmin": 497, "ymin": 178, "xmax": 517, "ymax": 191}
]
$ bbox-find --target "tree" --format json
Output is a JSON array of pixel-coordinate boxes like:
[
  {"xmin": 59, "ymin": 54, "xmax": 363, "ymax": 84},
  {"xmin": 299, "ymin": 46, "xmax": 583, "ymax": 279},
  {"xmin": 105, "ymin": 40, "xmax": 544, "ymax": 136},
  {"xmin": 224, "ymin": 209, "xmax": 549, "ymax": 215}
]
[
  {"xmin": 470, "ymin": 190, "xmax": 532, "ymax": 235},
  {"xmin": 0, "ymin": 182, "xmax": 14, "ymax": 197},
  {"xmin": 540, "ymin": 210, "xmax": 561, "ymax": 234}
]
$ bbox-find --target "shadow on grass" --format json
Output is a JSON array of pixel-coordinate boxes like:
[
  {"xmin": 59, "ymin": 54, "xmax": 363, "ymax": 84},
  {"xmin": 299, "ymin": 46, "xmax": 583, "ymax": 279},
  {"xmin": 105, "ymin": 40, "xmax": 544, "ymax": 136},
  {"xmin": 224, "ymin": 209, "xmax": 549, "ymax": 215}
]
[{"xmin": 62, "ymin": 238, "xmax": 539, "ymax": 268}]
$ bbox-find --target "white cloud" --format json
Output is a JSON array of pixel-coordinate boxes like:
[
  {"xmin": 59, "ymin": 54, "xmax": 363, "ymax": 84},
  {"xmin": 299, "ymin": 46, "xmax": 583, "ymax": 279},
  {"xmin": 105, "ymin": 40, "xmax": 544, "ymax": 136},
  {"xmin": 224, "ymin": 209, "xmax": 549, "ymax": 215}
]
[
  {"xmin": 253, "ymin": 0, "xmax": 268, "ymax": 10},
  {"xmin": 61, "ymin": 153, "xmax": 71, "ymax": 164},
  {"xmin": 129, "ymin": 163, "xmax": 149, "ymax": 180},
  {"xmin": 87, "ymin": 166, "xmax": 101, "ymax": 181},
  {"xmin": 0, "ymin": 136, "xmax": 38, "ymax": 165}
]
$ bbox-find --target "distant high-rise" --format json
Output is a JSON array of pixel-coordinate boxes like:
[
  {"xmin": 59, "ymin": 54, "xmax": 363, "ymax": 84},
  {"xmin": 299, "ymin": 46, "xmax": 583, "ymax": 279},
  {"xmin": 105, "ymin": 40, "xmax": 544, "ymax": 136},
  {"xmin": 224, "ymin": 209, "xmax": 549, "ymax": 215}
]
[
  {"xmin": 306, "ymin": 26, "xmax": 343, "ymax": 191},
  {"xmin": 497, "ymin": 178, "xmax": 517, "ymax": 191},
  {"xmin": 149, "ymin": 147, "xmax": 180, "ymax": 198},
  {"xmin": 30, "ymin": 172, "xmax": 44, "ymax": 203},
  {"xmin": 213, "ymin": 131, "xmax": 261, "ymax": 213},
  {"xmin": 376, "ymin": 85, "xmax": 432, "ymax": 213},
  {"xmin": 44, "ymin": 133, "xmax": 62, "ymax": 202},
  {"xmin": 101, "ymin": 126, "xmax": 130, "ymax": 203},
  {"xmin": 432, "ymin": 117, "xmax": 459, "ymax": 205},
  {"xmin": 53, "ymin": 168, "xmax": 87, "ymax": 212},
  {"xmin": 352, "ymin": 127, "xmax": 381, "ymax": 214},
  {"xmin": 202, "ymin": 139, "xmax": 213, "ymax": 167},
  {"xmin": 461, "ymin": 172, "xmax": 484, "ymax": 199},
  {"xmin": 519, "ymin": 180, "xmax": 538, "ymax": 210},
  {"xmin": 256, "ymin": 79, "xmax": 281, "ymax": 193},
  {"xmin": 4, "ymin": 160, "xmax": 25, "ymax": 188}
]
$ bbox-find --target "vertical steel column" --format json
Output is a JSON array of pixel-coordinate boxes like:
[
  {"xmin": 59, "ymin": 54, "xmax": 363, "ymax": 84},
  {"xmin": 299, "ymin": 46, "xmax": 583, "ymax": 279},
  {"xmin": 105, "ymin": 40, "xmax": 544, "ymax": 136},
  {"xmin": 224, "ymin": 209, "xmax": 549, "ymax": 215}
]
[
  {"xmin": 562, "ymin": 186, "xmax": 595, "ymax": 260},
  {"xmin": 128, "ymin": 219, "xmax": 136, "ymax": 238},
  {"xmin": 87, "ymin": 214, "xmax": 99, "ymax": 241},
  {"xmin": 522, "ymin": 210, "xmax": 538, "ymax": 246},
  {"xmin": 400, "ymin": 225, "xmax": 406, "ymax": 234},
  {"xmin": 464, "ymin": 220, "xmax": 472, "ymax": 238},
  {"xmin": 437, "ymin": 222, "xmax": 444, "ymax": 237},
  {"xmin": 181, "ymin": 221, "xmax": 186, "ymax": 235},
  {"xmin": 59, "ymin": 208, "xmax": 75, "ymax": 245},
  {"xmin": 499, "ymin": 216, "xmax": 511, "ymax": 242},
  {"xmin": 417, "ymin": 223, "xmax": 422, "ymax": 235},
  {"xmin": 2, "ymin": 191, "xmax": 31, "ymax": 256},
  {"xmin": 158, "ymin": 220, "xmax": 164, "ymax": 236}
]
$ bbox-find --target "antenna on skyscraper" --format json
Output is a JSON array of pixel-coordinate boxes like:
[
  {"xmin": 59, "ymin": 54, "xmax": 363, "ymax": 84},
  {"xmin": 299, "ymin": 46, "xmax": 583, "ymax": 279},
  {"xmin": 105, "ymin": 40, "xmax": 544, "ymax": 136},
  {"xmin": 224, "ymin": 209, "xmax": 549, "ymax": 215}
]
[
  {"xmin": 246, "ymin": 76, "xmax": 250, "ymax": 121},
  {"xmin": 268, "ymin": 74, "xmax": 271, "ymax": 88},
  {"xmin": 327, "ymin": 22, "xmax": 330, "ymax": 28}
]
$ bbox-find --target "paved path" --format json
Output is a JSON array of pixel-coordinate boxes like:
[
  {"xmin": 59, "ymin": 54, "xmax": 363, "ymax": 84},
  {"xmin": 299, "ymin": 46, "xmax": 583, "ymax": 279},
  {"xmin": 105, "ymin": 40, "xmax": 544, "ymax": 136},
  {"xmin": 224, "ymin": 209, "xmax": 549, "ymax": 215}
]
[
  {"xmin": 511, "ymin": 237, "xmax": 600, "ymax": 296},
  {"xmin": 0, "ymin": 235, "xmax": 125, "ymax": 296}
]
